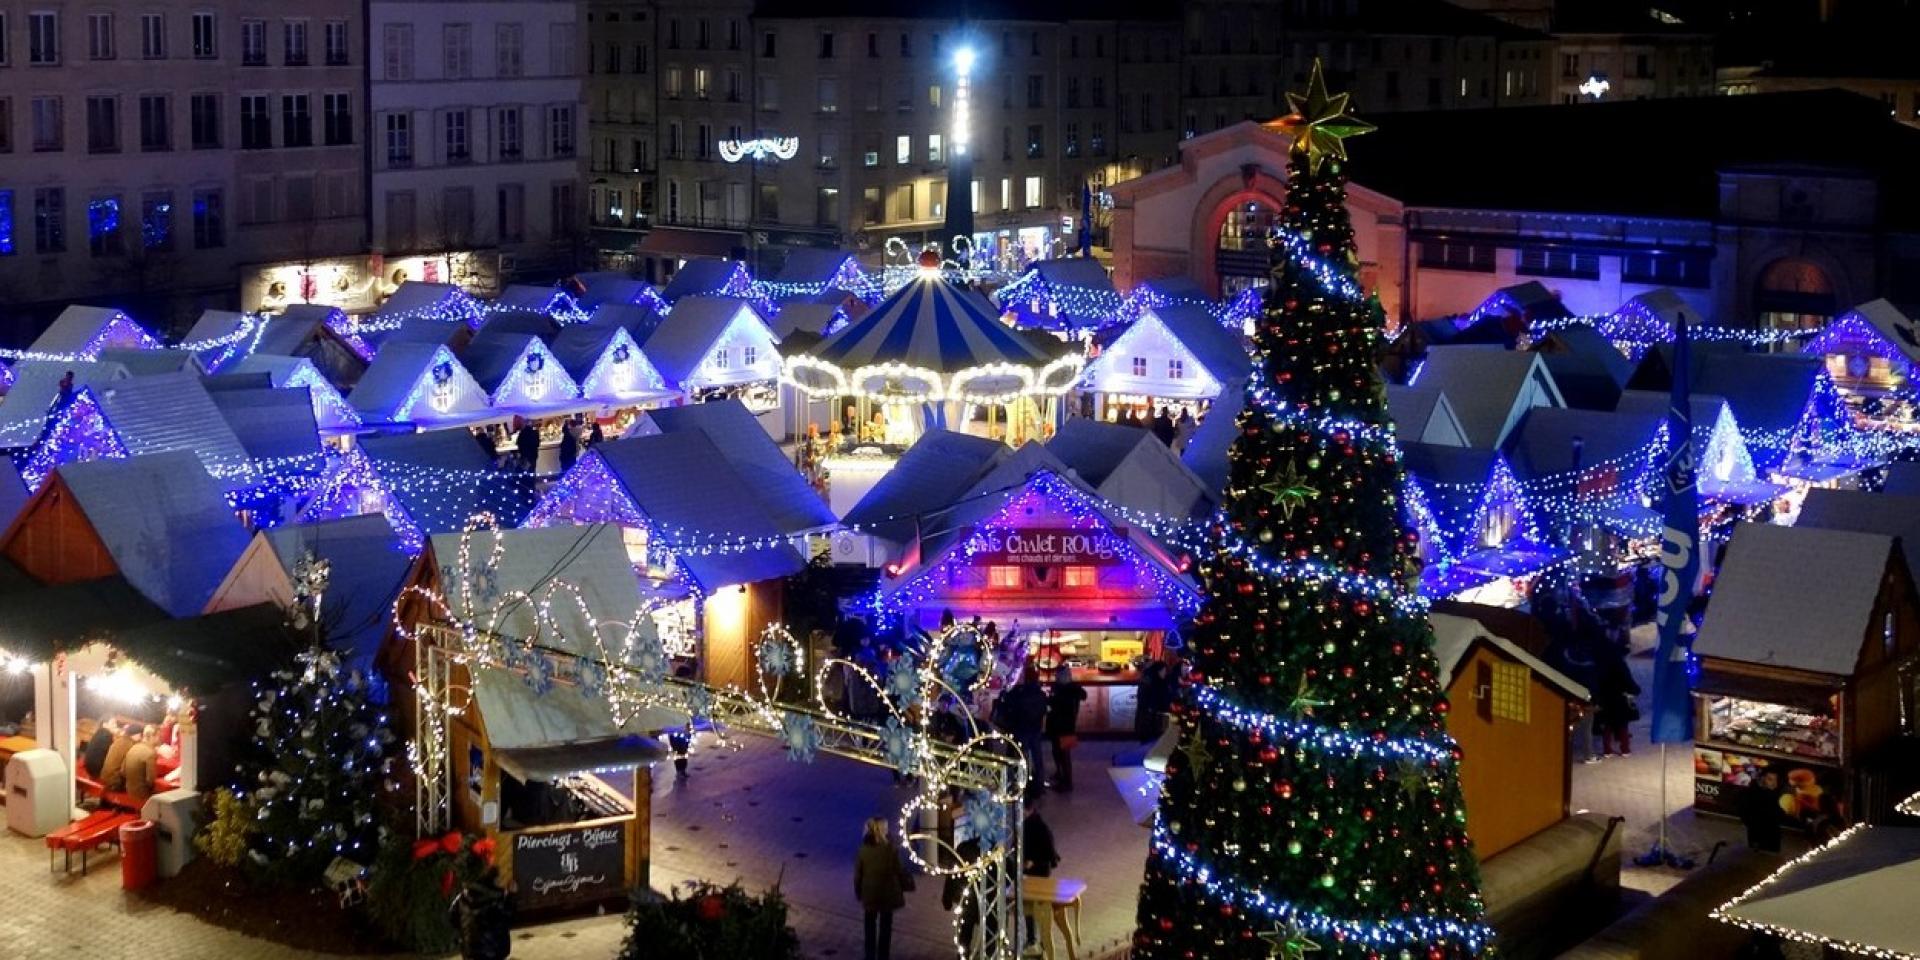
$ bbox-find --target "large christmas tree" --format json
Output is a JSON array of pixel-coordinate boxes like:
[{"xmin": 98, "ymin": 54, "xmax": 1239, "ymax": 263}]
[{"xmin": 1133, "ymin": 64, "xmax": 1489, "ymax": 960}]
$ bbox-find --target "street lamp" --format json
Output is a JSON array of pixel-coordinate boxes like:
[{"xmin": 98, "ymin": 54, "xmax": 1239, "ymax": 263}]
[{"xmin": 943, "ymin": 45, "xmax": 977, "ymax": 252}]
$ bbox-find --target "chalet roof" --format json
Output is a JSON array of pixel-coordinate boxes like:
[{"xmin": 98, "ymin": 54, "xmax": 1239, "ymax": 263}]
[
  {"xmin": 1150, "ymin": 304, "xmax": 1250, "ymax": 385},
  {"xmin": 1416, "ymin": 347, "xmax": 1562, "ymax": 448},
  {"xmin": 53, "ymin": 452, "xmax": 253, "ymax": 617},
  {"xmin": 359, "ymin": 430, "xmax": 540, "ymax": 535},
  {"xmin": 428, "ymin": 524, "xmax": 647, "ymax": 656},
  {"xmin": 1502, "ymin": 407, "xmax": 1662, "ymax": 480},
  {"xmin": 586, "ymin": 303, "xmax": 665, "ymax": 341},
  {"xmin": 494, "ymin": 284, "xmax": 571, "ymax": 314},
  {"xmin": 0, "ymin": 460, "xmax": 28, "ymax": 533},
  {"xmin": 548, "ymin": 325, "xmax": 623, "ymax": 382},
  {"xmin": 1534, "ymin": 326, "xmax": 1633, "ymax": 410},
  {"xmin": 378, "ymin": 318, "xmax": 468, "ymax": 348},
  {"xmin": 469, "ymin": 666, "xmax": 678, "ymax": 758},
  {"xmin": 97, "ymin": 349, "xmax": 200, "ymax": 377},
  {"xmin": 1180, "ymin": 378, "xmax": 1246, "ymax": 496},
  {"xmin": 842, "ymin": 430, "xmax": 1009, "ymax": 542},
  {"xmin": 113, "ymin": 604, "xmax": 300, "ymax": 693},
  {"xmin": 373, "ymin": 282, "xmax": 479, "ymax": 323},
  {"xmin": 0, "ymin": 360, "xmax": 131, "ymax": 447},
  {"xmin": 810, "ymin": 278, "xmax": 1050, "ymax": 372},
  {"xmin": 1695, "ymin": 522, "xmax": 1898, "ymax": 676},
  {"xmin": 1032, "ymin": 257, "xmax": 1115, "ymax": 292},
  {"xmin": 1793, "ymin": 489, "xmax": 1920, "ymax": 588},
  {"xmin": 181, "ymin": 310, "xmax": 257, "ymax": 369},
  {"xmin": 262, "ymin": 515, "xmax": 413, "ymax": 663},
  {"xmin": 641, "ymin": 296, "xmax": 768, "ymax": 384},
  {"xmin": 1882, "ymin": 462, "xmax": 1920, "ymax": 497},
  {"xmin": 769, "ymin": 302, "xmax": 844, "ymax": 340},
  {"xmin": 29, "ymin": 306, "xmax": 157, "ymax": 357},
  {"xmin": 1386, "ymin": 385, "xmax": 1460, "ymax": 446},
  {"xmin": 1048, "ymin": 419, "xmax": 1216, "ymax": 519},
  {"xmin": 260, "ymin": 305, "xmax": 341, "ymax": 357},
  {"xmin": 349, "ymin": 343, "xmax": 477, "ymax": 420},
  {"xmin": 1400, "ymin": 442, "xmax": 1499, "ymax": 521},
  {"xmin": 660, "ymin": 258, "xmax": 748, "ymax": 303},
  {"xmin": 574, "ymin": 274, "xmax": 663, "ymax": 311},
  {"xmin": 1428, "ymin": 612, "xmax": 1589, "ymax": 702},
  {"xmin": 208, "ymin": 387, "xmax": 323, "ymax": 463},
  {"xmin": 94, "ymin": 373, "xmax": 255, "ymax": 479},
  {"xmin": 474, "ymin": 310, "xmax": 557, "ymax": 340},
  {"xmin": 639, "ymin": 400, "xmax": 836, "ymax": 532},
  {"xmin": 461, "ymin": 332, "xmax": 546, "ymax": 394},
  {"xmin": 772, "ymin": 249, "xmax": 860, "ymax": 286},
  {"xmin": 1047, "ymin": 419, "xmax": 1150, "ymax": 488},
  {"xmin": 592, "ymin": 433, "xmax": 807, "ymax": 589},
  {"xmin": 1836, "ymin": 299, "xmax": 1920, "ymax": 365}
]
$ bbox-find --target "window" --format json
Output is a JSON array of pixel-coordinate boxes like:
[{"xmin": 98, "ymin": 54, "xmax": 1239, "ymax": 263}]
[
  {"xmin": 1064, "ymin": 122, "xmax": 1078, "ymax": 158},
  {"xmin": 1027, "ymin": 74, "xmax": 1044, "ymax": 108},
  {"xmin": 634, "ymin": 44, "xmax": 647, "ymax": 73},
  {"xmin": 1418, "ymin": 240, "xmax": 1495, "ymax": 272},
  {"xmin": 384, "ymin": 112, "xmax": 411, "ymax": 166},
  {"xmin": 444, "ymin": 109, "xmax": 468, "ymax": 162},
  {"xmin": 665, "ymin": 67, "xmax": 682, "ymax": 98},
  {"xmin": 241, "ymin": 19, "xmax": 266, "ymax": 65},
  {"xmin": 139, "ymin": 95, "xmax": 170, "ymax": 151},
  {"xmin": 988, "ymin": 565, "xmax": 1022, "ymax": 589},
  {"xmin": 928, "ymin": 84, "xmax": 941, "ymax": 109},
  {"xmin": 30, "ymin": 11, "xmax": 60, "ymax": 64},
  {"xmin": 0, "ymin": 191, "xmax": 12, "ymax": 255},
  {"xmin": 818, "ymin": 31, "xmax": 834, "ymax": 58},
  {"xmin": 728, "ymin": 20, "xmax": 740, "ymax": 51},
  {"xmin": 1024, "ymin": 175, "xmax": 1042, "ymax": 208},
  {"xmin": 712, "ymin": 347, "xmax": 730, "ymax": 369},
  {"xmin": 497, "ymin": 183, "xmax": 526, "ymax": 241},
  {"xmin": 1091, "ymin": 121, "xmax": 1105, "ymax": 156},
  {"xmin": 323, "ymin": 93, "xmax": 352, "ymax": 145},
  {"xmin": 1000, "ymin": 178, "xmax": 1011, "ymax": 211},
  {"xmin": 192, "ymin": 12, "xmax": 216, "ymax": 59},
  {"xmin": 192, "ymin": 189, "xmax": 223, "ymax": 247},
  {"xmin": 1026, "ymin": 124, "xmax": 1043, "ymax": 158},
  {"xmin": 1168, "ymin": 358, "xmax": 1185, "ymax": 379},
  {"xmin": 866, "ymin": 32, "xmax": 877, "ymax": 57},
  {"xmin": 1516, "ymin": 247, "xmax": 1600, "ymax": 280},
  {"xmin": 282, "ymin": 94, "xmax": 311, "ymax": 147},
  {"xmin": 383, "ymin": 24, "xmax": 412, "ymax": 80},
  {"xmin": 895, "ymin": 135, "xmax": 909, "ymax": 164},
  {"xmin": 549, "ymin": 105, "xmax": 574, "ymax": 157},
  {"xmin": 325, "ymin": 20, "xmax": 348, "ymax": 65},
  {"xmin": 239, "ymin": 95, "xmax": 270, "ymax": 148},
  {"xmin": 285, "ymin": 19, "xmax": 309, "ymax": 66},
  {"xmin": 666, "ymin": 121, "xmax": 682, "ymax": 159},
  {"xmin": 34, "ymin": 187, "xmax": 65, "ymax": 252},
  {"xmin": 927, "ymin": 133, "xmax": 941, "ymax": 163},
  {"xmin": 0, "ymin": 13, "xmax": 9, "ymax": 66},
  {"xmin": 667, "ymin": 19, "xmax": 680, "ymax": 49},
  {"xmin": 443, "ymin": 23, "xmax": 470, "ymax": 78},
  {"xmin": 496, "ymin": 106, "xmax": 521, "ymax": 158},
  {"xmin": 900, "ymin": 32, "xmax": 912, "ymax": 57},
  {"xmin": 88, "ymin": 13, "xmax": 114, "ymax": 60},
  {"xmin": 761, "ymin": 31, "xmax": 776, "ymax": 58},
  {"xmin": 1489, "ymin": 661, "xmax": 1529, "ymax": 723},
  {"xmin": 693, "ymin": 66, "xmax": 709, "ymax": 99},
  {"xmin": 141, "ymin": 14, "xmax": 166, "ymax": 59},
  {"xmin": 602, "ymin": 43, "xmax": 619, "ymax": 74},
  {"xmin": 497, "ymin": 24, "xmax": 523, "ymax": 76},
  {"xmin": 1063, "ymin": 566, "xmax": 1096, "ymax": 588},
  {"xmin": 695, "ymin": 123, "xmax": 711, "ymax": 159},
  {"xmin": 86, "ymin": 96, "xmax": 119, "ymax": 153},
  {"xmin": 32, "ymin": 96, "xmax": 63, "ymax": 152},
  {"xmin": 190, "ymin": 94, "xmax": 220, "ymax": 149},
  {"xmin": 1065, "ymin": 77, "xmax": 1080, "ymax": 108},
  {"xmin": 1131, "ymin": 356, "xmax": 1147, "ymax": 377},
  {"xmin": 696, "ymin": 18, "xmax": 709, "ymax": 50},
  {"xmin": 133, "ymin": 192, "xmax": 170, "ymax": 251},
  {"xmin": 862, "ymin": 148, "xmax": 877, "ymax": 167},
  {"xmin": 816, "ymin": 133, "xmax": 837, "ymax": 169},
  {"xmin": 549, "ymin": 23, "xmax": 575, "ymax": 74},
  {"xmin": 0, "ymin": 100, "xmax": 9, "ymax": 154},
  {"xmin": 818, "ymin": 77, "xmax": 838, "ymax": 113},
  {"xmin": 860, "ymin": 186, "xmax": 881, "ymax": 224},
  {"xmin": 1622, "ymin": 252, "xmax": 1708, "ymax": 288},
  {"xmin": 551, "ymin": 181, "xmax": 577, "ymax": 236},
  {"xmin": 816, "ymin": 187, "xmax": 840, "ymax": 226},
  {"xmin": 743, "ymin": 344, "xmax": 758, "ymax": 367}
]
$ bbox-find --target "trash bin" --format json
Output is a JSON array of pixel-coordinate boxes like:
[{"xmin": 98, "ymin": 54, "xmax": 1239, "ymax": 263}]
[{"xmin": 120, "ymin": 819, "xmax": 157, "ymax": 891}]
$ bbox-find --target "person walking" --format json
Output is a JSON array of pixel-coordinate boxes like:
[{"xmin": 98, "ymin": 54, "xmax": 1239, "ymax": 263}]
[
  {"xmin": 1738, "ymin": 769, "xmax": 1788, "ymax": 853},
  {"xmin": 1021, "ymin": 805, "xmax": 1061, "ymax": 953},
  {"xmin": 1551, "ymin": 622, "xmax": 1602, "ymax": 764},
  {"xmin": 513, "ymin": 421, "xmax": 542, "ymax": 472},
  {"xmin": 1172, "ymin": 409, "xmax": 1198, "ymax": 452},
  {"xmin": 1045, "ymin": 665, "xmax": 1086, "ymax": 792},
  {"xmin": 999, "ymin": 664, "xmax": 1050, "ymax": 800},
  {"xmin": 558, "ymin": 420, "xmax": 581, "ymax": 472},
  {"xmin": 854, "ymin": 817, "xmax": 909, "ymax": 960},
  {"xmin": 1135, "ymin": 660, "xmax": 1171, "ymax": 742},
  {"xmin": 1593, "ymin": 644, "xmax": 1641, "ymax": 757},
  {"xmin": 1151, "ymin": 406, "xmax": 1177, "ymax": 446}
]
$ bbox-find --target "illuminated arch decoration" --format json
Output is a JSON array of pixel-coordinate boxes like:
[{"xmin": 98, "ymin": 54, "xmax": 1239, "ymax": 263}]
[
  {"xmin": 871, "ymin": 469, "xmax": 1202, "ymax": 626},
  {"xmin": 717, "ymin": 136, "xmax": 799, "ymax": 163},
  {"xmin": 19, "ymin": 387, "xmax": 132, "ymax": 492}
]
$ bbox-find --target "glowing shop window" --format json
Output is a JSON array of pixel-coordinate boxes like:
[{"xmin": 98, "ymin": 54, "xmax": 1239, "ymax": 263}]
[
  {"xmin": 1130, "ymin": 356, "xmax": 1146, "ymax": 377},
  {"xmin": 1490, "ymin": 661, "xmax": 1529, "ymax": 723},
  {"xmin": 1062, "ymin": 565, "xmax": 1096, "ymax": 588},
  {"xmin": 988, "ymin": 565, "xmax": 1022, "ymax": 589}
]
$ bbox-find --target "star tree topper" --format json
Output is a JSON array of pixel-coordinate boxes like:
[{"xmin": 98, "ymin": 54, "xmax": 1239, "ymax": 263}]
[{"xmin": 1267, "ymin": 59, "xmax": 1375, "ymax": 174}]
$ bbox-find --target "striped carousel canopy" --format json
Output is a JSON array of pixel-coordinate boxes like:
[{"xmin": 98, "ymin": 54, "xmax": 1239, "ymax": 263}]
[{"xmin": 807, "ymin": 275, "xmax": 1052, "ymax": 373}]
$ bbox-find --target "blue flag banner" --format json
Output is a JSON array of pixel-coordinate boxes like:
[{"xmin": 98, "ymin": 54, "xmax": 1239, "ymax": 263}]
[{"xmin": 1651, "ymin": 318, "xmax": 1701, "ymax": 744}]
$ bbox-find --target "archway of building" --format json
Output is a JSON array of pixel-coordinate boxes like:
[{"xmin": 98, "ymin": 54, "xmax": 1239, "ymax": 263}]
[
  {"xmin": 1755, "ymin": 257, "xmax": 1837, "ymax": 348},
  {"xmin": 1192, "ymin": 170, "xmax": 1289, "ymax": 299}
]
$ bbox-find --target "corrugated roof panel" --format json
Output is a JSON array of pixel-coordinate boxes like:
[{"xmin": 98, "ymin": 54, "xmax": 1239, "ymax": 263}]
[
  {"xmin": 208, "ymin": 387, "xmax": 323, "ymax": 462},
  {"xmin": 94, "ymin": 373, "xmax": 254, "ymax": 477},
  {"xmin": 56, "ymin": 451, "xmax": 253, "ymax": 617}
]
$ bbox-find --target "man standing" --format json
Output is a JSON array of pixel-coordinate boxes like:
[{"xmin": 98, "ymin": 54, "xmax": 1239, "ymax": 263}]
[
  {"xmin": 1738, "ymin": 769, "xmax": 1787, "ymax": 853},
  {"xmin": 123, "ymin": 725, "xmax": 158, "ymax": 804}
]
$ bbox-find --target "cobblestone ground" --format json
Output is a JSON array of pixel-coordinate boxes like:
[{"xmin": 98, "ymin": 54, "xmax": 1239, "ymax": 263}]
[{"xmin": 1, "ymin": 625, "xmax": 1784, "ymax": 958}]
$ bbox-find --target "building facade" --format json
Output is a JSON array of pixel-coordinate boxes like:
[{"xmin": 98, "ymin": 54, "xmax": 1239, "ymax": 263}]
[
  {"xmin": 366, "ymin": 0, "xmax": 586, "ymax": 295},
  {"xmin": 0, "ymin": 0, "xmax": 367, "ymax": 333}
]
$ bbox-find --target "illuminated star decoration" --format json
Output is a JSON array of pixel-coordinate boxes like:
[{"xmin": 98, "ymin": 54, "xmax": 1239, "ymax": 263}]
[
  {"xmin": 1179, "ymin": 723, "xmax": 1215, "ymax": 773},
  {"xmin": 1287, "ymin": 675, "xmax": 1329, "ymax": 719},
  {"xmin": 1260, "ymin": 462, "xmax": 1321, "ymax": 520},
  {"xmin": 1393, "ymin": 758, "xmax": 1431, "ymax": 798},
  {"xmin": 1268, "ymin": 59, "xmax": 1375, "ymax": 174},
  {"xmin": 1260, "ymin": 921, "xmax": 1322, "ymax": 960}
]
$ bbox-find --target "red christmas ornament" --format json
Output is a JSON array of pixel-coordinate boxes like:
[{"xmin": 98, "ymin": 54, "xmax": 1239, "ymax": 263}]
[{"xmin": 697, "ymin": 892, "xmax": 729, "ymax": 921}]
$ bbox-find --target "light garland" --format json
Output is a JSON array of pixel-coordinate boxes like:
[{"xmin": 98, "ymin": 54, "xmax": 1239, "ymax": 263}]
[
  {"xmin": 992, "ymin": 268, "xmax": 1128, "ymax": 331},
  {"xmin": 1187, "ymin": 683, "xmax": 1457, "ymax": 766},
  {"xmin": 1709, "ymin": 822, "xmax": 1916, "ymax": 960},
  {"xmin": 783, "ymin": 354, "xmax": 1084, "ymax": 406}
]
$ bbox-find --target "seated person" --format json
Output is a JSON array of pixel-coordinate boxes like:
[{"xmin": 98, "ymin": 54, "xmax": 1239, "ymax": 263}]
[
  {"xmin": 99, "ymin": 722, "xmax": 135, "ymax": 790},
  {"xmin": 82, "ymin": 719, "xmax": 118, "ymax": 778},
  {"xmin": 155, "ymin": 713, "xmax": 180, "ymax": 760},
  {"xmin": 123, "ymin": 725, "xmax": 157, "ymax": 805}
]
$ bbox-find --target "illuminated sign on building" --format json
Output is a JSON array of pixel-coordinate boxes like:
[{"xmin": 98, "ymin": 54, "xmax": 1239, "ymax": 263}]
[
  {"xmin": 1579, "ymin": 75, "xmax": 1612, "ymax": 99},
  {"xmin": 718, "ymin": 137, "xmax": 799, "ymax": 163}
]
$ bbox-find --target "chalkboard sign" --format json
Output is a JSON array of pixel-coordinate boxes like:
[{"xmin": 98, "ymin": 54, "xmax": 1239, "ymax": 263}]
[{"xmin": 511, "ymin": 822, "xmax": 625, "ymax": 910}]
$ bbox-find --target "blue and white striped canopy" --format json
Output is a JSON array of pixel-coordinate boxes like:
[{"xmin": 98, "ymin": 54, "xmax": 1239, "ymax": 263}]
[{"xmin": 808, "ymin": 276, "xmax": 1052, "ymax": 371}]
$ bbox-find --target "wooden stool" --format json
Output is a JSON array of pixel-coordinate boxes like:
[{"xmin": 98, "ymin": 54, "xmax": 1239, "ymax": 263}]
[{"xmin": 1020, "ymin": 876, "xmax": 1087, "ymax": 960}]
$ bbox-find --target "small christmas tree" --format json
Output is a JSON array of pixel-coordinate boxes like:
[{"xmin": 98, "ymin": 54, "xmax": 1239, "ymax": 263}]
[
  {"xmin": 1132, "ymin": 63, "xmax": 1489, "ymax": 958},
  {"xmin": 240, "ymin": 644, "xmax": 397, "ymax": 879}
]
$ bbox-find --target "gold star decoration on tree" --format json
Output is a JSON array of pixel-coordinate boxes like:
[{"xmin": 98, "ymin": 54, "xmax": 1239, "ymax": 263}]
[
  {"xmin": 1267, "ymin": 59, "xmax": 1376, "ymax": 174},
  {"xmin": 1260, "ymin": 921, "xmax": 1322, "ymax": 960},
  {"xmin": 1179, "ymin": 723, "xmax": 1215, "ymax": 774},
  {"xmin": 1288, "ymin": 675, "xmax": 1329, "ymax": 719},
  {"xmin": 1260, "ymin": 462, "xmax": 1321, "ymax": 520},
  {"xmin": 1393, "ymin": 758, "xmax": 1431, "ymax": 798}
]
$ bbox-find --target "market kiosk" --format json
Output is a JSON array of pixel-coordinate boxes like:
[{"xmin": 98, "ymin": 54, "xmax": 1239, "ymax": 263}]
[
  {"xmin": 875, "ymin": 468, "xmax": 1202, "ymax": 736},
  {"xmin": 1689, "ymin": 522, "xmax": 1920, "ymax": 827}
]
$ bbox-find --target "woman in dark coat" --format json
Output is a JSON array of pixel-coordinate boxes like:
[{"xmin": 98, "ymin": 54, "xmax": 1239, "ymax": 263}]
[
  {"xmin": 1045, "ymin": 665, "xmax": 1087, "ymax": 791},
  {"xmin": 558, "ymin": 421, "xmax": 581, "ymax": 471},
  {"xmin": 1594, "ymin": 647, "xmax": 1641, "ymax": 757},
  {"xmin": 853, "ymin": 817, "xmax": 908, "ymax": 960}
]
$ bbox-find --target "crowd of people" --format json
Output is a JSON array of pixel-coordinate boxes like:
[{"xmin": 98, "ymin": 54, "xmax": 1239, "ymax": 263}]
[
  {"xmin": 472, "ymin": 416, "xmax": 606, "ymax": 473},
  {"xmin": 78, "ymin": 715, "xmax": 178, "ymax": 805}
]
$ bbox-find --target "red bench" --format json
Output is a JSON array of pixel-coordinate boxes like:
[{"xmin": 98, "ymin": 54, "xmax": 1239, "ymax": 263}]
[{"xmin": 46, "ymin": 810, "xmax": 136, "ymax": 875}]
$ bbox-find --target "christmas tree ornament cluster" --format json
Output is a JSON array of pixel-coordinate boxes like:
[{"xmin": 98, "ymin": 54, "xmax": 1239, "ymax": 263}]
[{"xmin": 1133, "ymin": 61, "xmax": 1490, "ymax": 959}]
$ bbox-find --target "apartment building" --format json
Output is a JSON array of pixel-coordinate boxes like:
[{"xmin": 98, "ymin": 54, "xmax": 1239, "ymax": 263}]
[
  {"xmin": 367, "ymin": 0, "xmax": 586, "ymax": 294},
  {"xmin": 0, "ymin": 0, "xmax": 366, "ymax": 332},
  {"xmin": 585, "ymin": 0, "xmax": 1581, "ymax": 280}
]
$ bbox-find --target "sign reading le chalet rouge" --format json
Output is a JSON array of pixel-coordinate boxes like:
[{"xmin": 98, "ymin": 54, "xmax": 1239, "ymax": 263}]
[
  {"xmin": 511, "ymin": 823, "xmax": 624, "ymax": 909},
  {"xmin": 970, "ymin": 528, "xmax": 1126, "ymax": 566}
]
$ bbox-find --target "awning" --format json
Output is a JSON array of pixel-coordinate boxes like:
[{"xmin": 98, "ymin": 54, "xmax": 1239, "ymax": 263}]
[
  {"xmin": 1696, "ymin": 663, "xmax": 1843, "ymax": 711},
  {"xmin": 636, "ymin": 227, "xmax": 741, "ymax": 259},
  {"xmin": 495, "ymin": 738, "xmax": 667, "ymax": 783},
  {"xmin": 113, "ymin": 604, "xmax": 300, "ymax": 693},
  {"xmin": 1714, "ymin": 825, "xmax": 1920, "ymax": 957},
  {"xmin": 1455, "ymin": 544, "xmax": 1571, "ymax": 578},
  {"xmin": 1594, "ymin": 500, "xmax": 1661, "ymax": 538},
  {"xmin": 0, "ymin": 576, "xmax": 168, "ymax": 661}
]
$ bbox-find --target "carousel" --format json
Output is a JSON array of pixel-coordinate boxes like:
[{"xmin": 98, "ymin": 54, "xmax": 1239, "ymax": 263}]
[{"xmin": 785, "ymin": 250, "xmax": 1081, "ymax": 453}]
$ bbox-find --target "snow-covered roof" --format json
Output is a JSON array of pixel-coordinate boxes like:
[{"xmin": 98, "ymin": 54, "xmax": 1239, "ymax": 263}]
[
  {"xmin": 1696, "ymin": 522, "xmax": 1898, "ymax": 676},
  {"xmin": 29, "ymin": 306, "xmax": 160, "ymax": 358},
  {"xmin": 50, "ymin": 451, "xmax": 252, "ymax": 617},
  {"xmin": 637, "ymin": 399, "xmax": 836, "ymax": 532}
]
